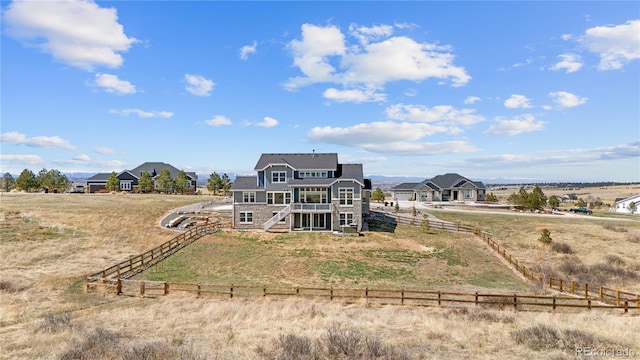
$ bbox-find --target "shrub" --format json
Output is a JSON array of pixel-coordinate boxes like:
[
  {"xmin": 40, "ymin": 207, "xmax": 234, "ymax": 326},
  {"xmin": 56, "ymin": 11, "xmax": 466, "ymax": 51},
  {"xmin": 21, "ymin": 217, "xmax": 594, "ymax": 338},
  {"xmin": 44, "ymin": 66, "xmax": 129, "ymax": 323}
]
[
  {"xmin": 602, "ymin": 224, "xmax": 628, "ymax": 233},
  {"xmin": 605, "ymin": 254, "xmax": 625, "ymax": 266},
  {"xmin": 0, "ymin": 278, "xmax": 28, "ymax": 293},
  {"xmin": 510, "ymin": 325, "xmax": 560, "ymax": 351},
  {"xmin": 36, "ymin": 311, "xmax": 72, "ymax": 333},
  {"xmin": 551, "ymin": 242, "xmax": 573, "ymax": 254},
  {"xmin": 628, "ymin": 234, "xmax": 640, "ymax": 243}
]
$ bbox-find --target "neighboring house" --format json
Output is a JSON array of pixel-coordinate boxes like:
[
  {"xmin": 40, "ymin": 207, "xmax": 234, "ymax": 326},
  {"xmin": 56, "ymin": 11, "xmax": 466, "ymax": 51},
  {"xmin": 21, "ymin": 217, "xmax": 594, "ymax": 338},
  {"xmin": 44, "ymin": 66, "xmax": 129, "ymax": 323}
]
[
  {"xmin": 86, "ymin": 162, "xmax": 197, "ymax": 193},
  {"xmin": 230, "ymin": 153, "xmax": 371, "ymax": 232},
  {"xmin": 613, "ymin": 194, "xmax": 640, "ymax": 214},
  {"xmin": 391, "ymin": 173, "xmax": 486, "ymax": 202}
]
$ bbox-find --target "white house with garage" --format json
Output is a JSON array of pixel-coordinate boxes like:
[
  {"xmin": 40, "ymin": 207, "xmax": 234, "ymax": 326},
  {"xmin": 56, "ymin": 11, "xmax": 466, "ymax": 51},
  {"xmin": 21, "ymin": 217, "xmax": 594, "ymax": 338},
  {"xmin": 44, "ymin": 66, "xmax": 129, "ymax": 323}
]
[
  {"xmin": 391, "ymin": 173, "xmax": 486, "ymax": 202},
  {"xmin": 613, "ymin": 194, "xmax": 640, "ymax": 214}
]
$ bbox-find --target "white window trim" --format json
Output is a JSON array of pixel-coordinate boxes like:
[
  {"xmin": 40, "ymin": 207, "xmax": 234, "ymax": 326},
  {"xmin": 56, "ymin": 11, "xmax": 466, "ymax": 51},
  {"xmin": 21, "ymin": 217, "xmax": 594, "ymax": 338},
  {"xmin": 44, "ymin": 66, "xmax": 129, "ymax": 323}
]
[
  {"xmin": 271, "ymin": 171, "xmax": 287, "ymax": 183},
  {"xmin": 120, "ymin": 181, "xmax": 132, "ymax": 191},
  {"xmin": 239, "ymin": 211, "xmax": 253, "ymax": 224},
  {"xmin": 243, "ymin": 192, "xmax": 256, "ymax": 203},
  {"xmin": 267, "ymin": 191, "xmax": 291, "ymax": 205},
  {"xmin": 338, "ymin": 187, "xmax": 356, "ymax": 205},
  {"xmin": 339, "ymin": 212, "xmax": 354, "ymax": 226}
]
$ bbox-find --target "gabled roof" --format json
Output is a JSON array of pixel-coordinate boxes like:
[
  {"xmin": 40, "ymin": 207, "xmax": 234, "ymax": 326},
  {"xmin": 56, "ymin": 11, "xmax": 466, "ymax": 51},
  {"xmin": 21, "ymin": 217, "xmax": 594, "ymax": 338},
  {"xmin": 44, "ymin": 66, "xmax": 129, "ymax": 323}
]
[
  {"xmin": 254, "ymin": 153, "xmax": 338, "ymax": 171},
  {"xmin": 391, "ymin": 182, "xmax": 419, "ymax": 191},
  {"xmin": 615, "ymin": 193, "xmax": 640, "ymax": 204},
  {"xmin": 230, "ymin": 176, "xmax": 261, "ymax": 191},
  {"xmin": 86, "ymin": 173, "xmax": 111, "ymax": 182},
  {"xmin": 129, "ymin": 162, "xmax": 197, "ymax": 180},
  {"xmin": 288, "ymin": 164, "xmax": 365, "ymax": 187},
  {"xmin": 428, "ymin": 173, "xmax": 485, "ymax": 190}
]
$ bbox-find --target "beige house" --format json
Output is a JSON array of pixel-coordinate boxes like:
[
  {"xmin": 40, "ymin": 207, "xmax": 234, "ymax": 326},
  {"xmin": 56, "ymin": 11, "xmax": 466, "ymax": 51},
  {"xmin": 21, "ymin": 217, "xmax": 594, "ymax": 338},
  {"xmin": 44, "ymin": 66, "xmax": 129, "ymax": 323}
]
[{"xmin": 391, "ymin": 173, "xmax": 486, "ymax": 202}]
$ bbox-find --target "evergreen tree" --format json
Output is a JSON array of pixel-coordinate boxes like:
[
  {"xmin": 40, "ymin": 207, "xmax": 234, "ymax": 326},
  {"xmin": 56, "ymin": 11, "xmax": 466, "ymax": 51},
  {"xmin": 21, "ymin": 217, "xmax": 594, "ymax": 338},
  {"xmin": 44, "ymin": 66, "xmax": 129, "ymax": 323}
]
[
  {"xmin": 174, "ymin": 170, "xmax": 190, "ymax": 194},
  {"xmin": 371, "ymin": 187, "xmax": 385, "ymax": 202},
  {"xmin": 538, "ymin": 229, "xmax": 552, "ymax": 245},
  {"xmin": 576, "ymin": 198, "xmax": 586, "ymax": 207},
  {"xmin": 548, "ymin": 195, "xmax": 560, "ymax": 209},
  {"xmin": 138, "ymin": 171, "xmax": 153, "ymax": 193},
  {"xmin": 15, "ymin": 169, "xmax": 38, "ymax": 192},
  {"xmin": 2, "ymin": 173, "xmax": 15, "ymax": 192},
  {"xmin": 527, "ymin": 186, "xmax": 547, "ymax": 210},
  {"xmin": 155, "ymin": 168, "xmax": 174, "ymax": 193},
  {"xmin": 207, "ymin": 172, "xmax": 222, "ymax": 194},
  {"xmin": 105, "ymin": 172, "xmax": 120, "ymax": 192},
  {"xmin": 220, "ymin": 173, "xmax": 231, "ymax": 195},
  {"xmin": 628, "ymin": 202, "xmax": 637, "ymax": 214},
  {"xmin": 485, "ymin": 192, "xmax": 498, "ymax": 202}
]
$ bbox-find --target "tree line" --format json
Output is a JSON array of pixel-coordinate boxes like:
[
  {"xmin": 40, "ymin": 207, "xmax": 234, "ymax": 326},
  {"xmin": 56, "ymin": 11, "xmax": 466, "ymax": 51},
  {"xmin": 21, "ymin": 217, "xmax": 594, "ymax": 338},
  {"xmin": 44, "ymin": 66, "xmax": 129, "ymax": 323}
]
[{"xmin": 2, "ymin": 169, "xmax": 70, "ymax": 193}]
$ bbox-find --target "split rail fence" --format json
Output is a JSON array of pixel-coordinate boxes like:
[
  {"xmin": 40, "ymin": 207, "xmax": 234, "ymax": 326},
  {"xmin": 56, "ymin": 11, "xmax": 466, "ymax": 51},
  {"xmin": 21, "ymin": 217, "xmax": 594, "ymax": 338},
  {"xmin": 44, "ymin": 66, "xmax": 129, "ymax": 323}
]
[
  {"xmin": 371, "ymin": 211, "xmax": 640, "ymax": 308},
  {"xmin": 88, "ymin": 280, "xmax": 639, "ymax": 313},
  {"xmin": 86, "ymin": 222, "xmax": 222, "ymax": 291}
]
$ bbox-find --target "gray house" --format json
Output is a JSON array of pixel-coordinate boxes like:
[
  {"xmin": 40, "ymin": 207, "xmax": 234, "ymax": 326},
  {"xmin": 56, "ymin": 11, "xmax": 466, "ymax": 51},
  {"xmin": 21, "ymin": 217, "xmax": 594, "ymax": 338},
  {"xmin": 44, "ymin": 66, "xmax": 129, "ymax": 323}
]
[
  {"xmin": 230, "ymin": 153, "xmax": 371, "ymax": 232},
  {"xmin": 86, "ymin": 162, "xmax": 197, "ymax": 193},
  {"xmin": 391, "ymin": 173, "xmax": 486, "ymax": 202}
]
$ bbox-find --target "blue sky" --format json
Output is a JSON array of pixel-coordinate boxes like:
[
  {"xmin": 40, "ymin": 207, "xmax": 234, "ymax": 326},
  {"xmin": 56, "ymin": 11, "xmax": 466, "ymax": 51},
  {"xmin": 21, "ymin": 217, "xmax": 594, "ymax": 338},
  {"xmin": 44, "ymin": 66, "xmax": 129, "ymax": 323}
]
[{"xmin": 1, "ymin": 1, "xmax": 639, "ymax": 182}]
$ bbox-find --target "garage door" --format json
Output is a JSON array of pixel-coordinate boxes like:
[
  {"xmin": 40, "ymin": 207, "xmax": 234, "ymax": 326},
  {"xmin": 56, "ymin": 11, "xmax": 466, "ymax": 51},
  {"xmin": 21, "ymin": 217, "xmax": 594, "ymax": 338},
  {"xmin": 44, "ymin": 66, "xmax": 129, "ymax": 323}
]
[{"xmin": 393, "ymin": 191, "xmax": 413, "ymax": 201}]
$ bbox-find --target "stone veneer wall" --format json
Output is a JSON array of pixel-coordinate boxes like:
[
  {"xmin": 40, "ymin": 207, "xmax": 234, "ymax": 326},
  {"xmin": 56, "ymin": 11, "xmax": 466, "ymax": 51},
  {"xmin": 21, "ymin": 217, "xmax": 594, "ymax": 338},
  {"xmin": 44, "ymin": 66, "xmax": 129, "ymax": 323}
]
[
  {"xmin": 331, "ymin": 199, "xmax": 363, "ymax": 231},
  {"xmin": 233, "ymin": 203, "xmax": 290, "ymax": 231}
]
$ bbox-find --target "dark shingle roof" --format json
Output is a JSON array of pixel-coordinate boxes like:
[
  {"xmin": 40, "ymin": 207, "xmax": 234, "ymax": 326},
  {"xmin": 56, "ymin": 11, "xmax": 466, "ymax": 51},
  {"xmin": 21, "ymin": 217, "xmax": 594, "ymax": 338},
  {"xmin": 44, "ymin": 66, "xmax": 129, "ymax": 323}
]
[
  {"xmin": 427, "ymin": 173, "xmax": 485, "ymax": 189},
  {"xmin": 86, "ymin": 173, "xmax": 111, "ymax": 182},
  {"xmin": 391, "ymin": 182, "xmax": 419, "ymax": 191},
  {"xmin": 337, "ymin": 164, "xmax": 364, "ymax": 184},
  {"xmin": 230, "ymin": 176, "xmax": 261, "ymax": 191},
  {"xmin": 129, "ymin": 162, "xmax": 197, "ymax": 180},
  {"xmin": 254, "ymin": 153, "xmax": 338, "ymax": 171}
]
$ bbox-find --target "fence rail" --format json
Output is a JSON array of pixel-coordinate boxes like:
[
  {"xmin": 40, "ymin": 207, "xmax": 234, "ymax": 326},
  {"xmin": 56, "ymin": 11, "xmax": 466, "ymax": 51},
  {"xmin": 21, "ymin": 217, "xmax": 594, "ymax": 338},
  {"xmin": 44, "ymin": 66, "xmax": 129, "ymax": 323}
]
[
  {"xmin": 87, "ymin": 280, "xmax": 639, "ymax": 313},
  {"xmin": 371, "ymin": 210, "xmax": 640, "ymax": 307},
  {"xmin": 86, "ymin": 222, "xmax": 222, "ymax": 287}
]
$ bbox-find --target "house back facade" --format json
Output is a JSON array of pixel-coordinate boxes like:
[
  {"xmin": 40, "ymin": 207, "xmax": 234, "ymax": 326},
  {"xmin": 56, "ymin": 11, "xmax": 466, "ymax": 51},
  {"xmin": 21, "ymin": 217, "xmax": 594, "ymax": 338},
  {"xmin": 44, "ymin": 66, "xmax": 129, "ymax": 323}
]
[
  {"xmin": 391, "ymin": 173, "xmax": 486, "ymax": 202},
  {"xmin": 86, "ymin": 162, "xmax": 197, "ymax": 193},
  {"xmin": 231, "ymin": 153, "xmax": 371, "ymax": 232},
  {"xmin": 613, "ymin": 194, "xmax": 640, "ymax": 214}
]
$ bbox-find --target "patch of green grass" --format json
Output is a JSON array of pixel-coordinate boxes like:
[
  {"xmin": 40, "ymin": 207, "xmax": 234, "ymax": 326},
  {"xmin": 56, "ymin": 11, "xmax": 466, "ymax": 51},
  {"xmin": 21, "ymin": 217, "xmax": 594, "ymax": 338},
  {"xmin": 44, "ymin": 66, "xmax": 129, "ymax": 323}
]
[{"xmin": 319, "ymin": 259, "xmax": 410, "ymax": 283}]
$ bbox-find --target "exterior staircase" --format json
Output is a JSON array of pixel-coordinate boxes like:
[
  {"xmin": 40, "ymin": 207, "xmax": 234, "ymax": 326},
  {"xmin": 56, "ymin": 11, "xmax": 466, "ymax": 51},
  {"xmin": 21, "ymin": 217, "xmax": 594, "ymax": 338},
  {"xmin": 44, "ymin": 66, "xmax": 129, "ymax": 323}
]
[{"xmin": 263, "ymin": 204, "xmax": 291, "ymax": 231}]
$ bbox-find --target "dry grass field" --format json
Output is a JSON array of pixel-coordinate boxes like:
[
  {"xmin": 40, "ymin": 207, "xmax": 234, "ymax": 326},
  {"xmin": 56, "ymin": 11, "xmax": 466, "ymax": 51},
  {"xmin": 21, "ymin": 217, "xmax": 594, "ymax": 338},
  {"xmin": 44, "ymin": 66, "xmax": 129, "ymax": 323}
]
[{"xmin": 1, "ymin": 192, "xmax": 639, "ymax": 359}]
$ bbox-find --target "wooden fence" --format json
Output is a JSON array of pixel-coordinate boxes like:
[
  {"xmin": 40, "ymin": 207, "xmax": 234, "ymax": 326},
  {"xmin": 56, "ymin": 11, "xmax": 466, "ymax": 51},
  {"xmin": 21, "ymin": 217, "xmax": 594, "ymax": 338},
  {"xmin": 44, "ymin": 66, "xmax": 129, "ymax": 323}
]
[
  {"xmin": 86, "ymin": 222, "xmax": 222, "ymax": 292},
  {"xmin": 87, "ymin": 280, "xmax": 639, "ymax": 313},
  {"xmin": 372, "ymin": 211, "xmax": 640, "ymax": 307}
]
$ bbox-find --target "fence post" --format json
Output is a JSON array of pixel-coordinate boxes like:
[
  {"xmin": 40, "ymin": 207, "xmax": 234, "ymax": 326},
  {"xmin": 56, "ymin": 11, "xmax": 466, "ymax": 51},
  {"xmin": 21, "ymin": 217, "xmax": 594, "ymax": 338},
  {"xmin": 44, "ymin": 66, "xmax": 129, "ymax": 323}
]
[
  {"xmin": 599, "ymin": 286, "xmax": 603, "ymax": 301},
  {"xmin": 571, "ymin": 281, "xmax": 575, "ymax": 295},
  {"xmin": 438, "ymin": 291, "xmax": 441, "ymax": 306},
  {"xmin": 585, "ymin": 283, "xmax": 589, "ymax": 299},
  {"xmin": 553, "ymin": 297, "xmax": 556, "ymax": 311},
  {"xmin": 549, "ymin": 277, "xmax": 552, "ymax": 289},
  {"xmin": 330, "ymin": 287, "xmax": 333, "ymax": 301},
  {"xmin": 624, "ymin": 300, "xmax": 628, "ymax": 314},
  {"xmin": 365, "ymin": 288, "xmax": 369, "ymax": 303},
  {"xmin": 401, "ymin": 289, "xmax": 405, "ymax": 305},
  {"xmin": 559, "ymin": 279, "xmax": 563, "ymax": 292},
  {"xmin": 164, "ymin": 282, "xmax": 169, "ymax": 295},
  {"xmin": 475, "ymin": 292, "xmax": 479, "ymax": 306},
  {"xmin": 514, "ymin": 294, "xmax": 518, "ymax": 310},
  {"xmin": 616, "ymin": 290, "xmax": 620, "ymax": 307},
  {"xmin": 197, "ymin": 284, "xmax": 201, "ymax": 298},
  {"xmin": 263, "ymin": 286, "xmax": 266, "ymax": 297},
  {"xmin": 588, "ymin": 299, "xmax": 591, "ymax": 310},
  {"xmin": 140, "ymin": 281, "xmax": 145, "ymax": 297},
  {"xmin": 230, "ymin": 284, "xmax": 233, "ymax": 299},
  {"xmin": 116, "ymin": 279, "xmax": 122, "ymax": 295}
]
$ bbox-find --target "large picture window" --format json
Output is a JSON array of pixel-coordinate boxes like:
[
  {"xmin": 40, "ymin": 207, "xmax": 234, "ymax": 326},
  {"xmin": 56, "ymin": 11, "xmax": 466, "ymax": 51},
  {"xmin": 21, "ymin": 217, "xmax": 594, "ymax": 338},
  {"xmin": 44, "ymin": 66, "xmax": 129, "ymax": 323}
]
[
  {"xmin": 268, "ymin": 192, "xmax": 291, "ymax": 205},
  {"xmin": 271, "ymin": 171, "xmax": 287, "ymax": 183},
  {"xmin": 464, "ymin": 189, "xmax": 474, "ymax": 199},
  {"xmin": 339, "ymin": 188, "xmax": 354, "ymax": 205},
  {"xmin": 239, "ymin": 212, "xmax": 253, "ymax": 224},
  {"xmin": 299, "ymin": 187, "xmax": 328, "ymax": 204},
  {"xmin": 243, "ymin": 192, "xmax": 256, "ymax": 203}
]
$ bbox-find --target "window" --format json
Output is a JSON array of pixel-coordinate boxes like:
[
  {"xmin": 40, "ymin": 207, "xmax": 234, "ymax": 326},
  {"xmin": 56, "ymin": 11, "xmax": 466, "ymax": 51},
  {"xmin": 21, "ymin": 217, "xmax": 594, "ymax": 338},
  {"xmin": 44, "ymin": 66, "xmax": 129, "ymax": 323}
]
[
  {"xmin": 464, "ymin": 189, "xmax": 474, "ymax": 199},
  {"xmin": 299, "ymin": 187, "xmax": 328, "ymax": 203},
  {"xmin": 243, "ymin": 192, "xmax": 256, "ymax": 203},
  {"xmin": 239, "ymin": 212, "xmax": 253, "ymax": 224},
  {"xmin": 120, "ymin": 181, "xmax": 131, "ymax": 190},
  {"xmin": 339, "ymin": 188, "xmax": 354, "ymax": 205},
  {"xmin": 272, "ymin": 171, "xmax": 287, "ymax": 183},
  {"xmin": 268, "ymin": 192, "xmax": 291, "ymax": 204},
  {"xmin": 339, "ymin": 213, "xmax": 353, "ymax": 226},
  {"xmin": 272, "ymin": 212, "xmax": 287, "ymax": 223},
  {"xmin": 299, "ymin": 171, "xmax": 327, "ymax": 178}
]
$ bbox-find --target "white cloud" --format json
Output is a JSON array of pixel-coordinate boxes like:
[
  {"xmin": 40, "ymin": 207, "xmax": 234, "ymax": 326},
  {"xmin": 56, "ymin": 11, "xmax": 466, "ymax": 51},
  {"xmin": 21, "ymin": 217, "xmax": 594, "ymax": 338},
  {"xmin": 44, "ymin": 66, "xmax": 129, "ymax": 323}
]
[
  {"xmin": 109, "ymin": 108, "xmax": 174, "ymax": 118},
  {"xmin": 204, "ymin": 115, "xmax": 232, "ymax": 127},
  {"xmin": 550, "ymin": 53, "xmax": 583, "ymax": 73},
  {"xmin": 184, "ymin": 74, "xmax": 215, "ymax": 96},
  {"xmin": 464, "ymin": 96, "xmax": 481, "ymax": 104},
  {"xmin": 94, "ymin": 146, "xmax": 115, "ymax": 154},
  {"xmin": 73, "ymin": 154, "xmax": 91, "ymax": 162},
  {"xmin": 580, "ymin": 19, "xmax": 640, "ymax": 70},
  {"xmin": 0, "ymin": 154, "xmax": 44, "ymax": 165},
  {"xmin": 1, "ymin": 131, "xmax": 76, "ymax": 150},
  {"xmin": 3, "ymin": 0, "xmax": 136, "ymax": 71},
  {"xmin": 504, "ymin": 94, "xmax": 532, "ymax": 109},
  {"xmin": 385, "ymin": 104, "xmax": 485, "ymax": 126},
  {"xmin": 93, "ymin": 73, "xmax": 136, "ymax": 94},
  {"xmin": 255, "ymin": 116, "xmax": 279, "ymax": 128},
  {"xmin": 239, "ymin": 41, "xmax": 257, "ymax": 60},
  {"xmin": 323, "ymin": 88, "xmax": 386, "ymax": 103},
  {"xmin": 484, "ymin": 114, "xmax": 545, "ymax": 136},
  {"xmin": 285, "ymin": 23, "xmax": 470, "ymax": 91},
  {"xmin": 308, "ymin": 121, "xmax": 449, "ymax": 146},
  {"xmin": 348, "ymin": 23, "xmax": 394, "ymax": 45},
  {"xmin": 548, "ymin": 91, "xmax": 588, "ymax": 107}
]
